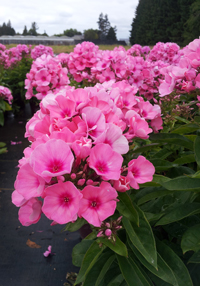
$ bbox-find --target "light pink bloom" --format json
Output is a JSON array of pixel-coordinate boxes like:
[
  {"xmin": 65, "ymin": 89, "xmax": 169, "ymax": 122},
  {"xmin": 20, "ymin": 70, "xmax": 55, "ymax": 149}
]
[
  {"xmin": 127, "ymin": 156, "xmax": 155, "ymax": 189},
  {"xmin": 11, "ymin": 190, "xmax": 27, "ymax": 207},
  {"xmin": 78, "ymin": 182, "xmax": 118, "ymax": 227},
  {"xmin": 30, "ymin": 139, "xmax": 74, "ymax": 182},
  {"xmin": 42, "ymin": 181, "xmax": 83, "ymax": 224},
  {"xmin": 95, "ymin": 123, "xmax": 129, "ymax": 155},
  {"xmin": 82, "ymin": 107, "xmax": 106, "ymax": 139},
  {"xmin": 18, "ymin": 198, "xmax": 42, "ymax": 226},
  {"xmin": 89, "ymin": 143, "xmax": 123, "ymax": 180},
  {"xmin": 14, "ymin": 163, "xmax": 46, "ymax": 200}
]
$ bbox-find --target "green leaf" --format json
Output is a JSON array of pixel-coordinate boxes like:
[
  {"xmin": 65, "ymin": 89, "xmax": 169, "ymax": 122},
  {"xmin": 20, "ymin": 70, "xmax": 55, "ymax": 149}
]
[
  {"xmin": 181, "ymin": 224, "xmax": 200, "ymax": 254},
  {"xmin": 152, "ymin": 174, "xmax": 171, "ymax": 185},
  {"xmin": 156, "ymin": 239, "xmax": 193, "ymax": 286},
  {"xmin": 122, "ymin": 205, "xmax": 157, "ymax": 268},
  {"xmin": 0, "ymin": 99, "xmax": 6, "ymax": 111},
  {"xmin": 97, "ymin": 236, "xmax": 128, "ymax": 257},
  {"xmin": 174, "ymin": 116, "xmax": 190, "ymax": 124},
  {"xmin": 128, "ymin": 240, "xmax": 178, "ymax": 286},
  {"xmin": 194, "ymin": 134, "xmax": 200, "ymax": 167},
  {"xmin": 62, "ymin": 218, "xmax": 87, "ymax": 232},
  {"xmin": 18, "ymin": 81, "xmax": 24, "ymax": 87},
  {"xmin": 0, "ymin": 142, "xmax": 6, "ymax": 148},
  {"xmin": 75, "ymin": 241, "xmax": 105, "ymax": 285},
  {"xmin": 94, "ymin": 255, "xmax": 115, "ymax": 286},
  {"xmin": 72, "ymin": 239, "xmax": 93, "ymax": 267},
  {"xmin": 188, "ymin": 250, "xmax": 200, "ymax": 264},
  {"xmin": 149, "ymin": 158, "xmax": 178, "ymax": 171},
  {"xmin": 137, "ymin": 190, "xmax": 172, "ymax": 205},
  {"xmin": 117, "ymin": 192, "xmax": 139, "ymax": 225},
  {"xmin": 171, "ymin": 124, "xmax": 200, "ymax": 135},
  {"xmin": 107, "ymin": 274, "xmax": 125, "ymax": 286},
  {"xmin": 173, "ymin": 154, "xmax": 196, "ymax": 165},
  {"xmin": 0, "ymin": 147, "xmax": 7, "ymax": 154},
  {"xmin": 162, "ymin": 177, "xmax": 200, "ymax": 192},
  {"xmin": 117, "ymin": 255, "xmax": 152, "ymax": 286},
  {"xmin": 133, "ymin": 143, "xmax": 160, "ymax": 153},
  {"xmin": 155, "ymin": 203, "xmax": 200, "ymax": 226},
  {"xmin": 0, "ymin": 110, "xmax": 4, "ymax": 126},
  {"xmin": 82, "ymin": 251, "xmax": 115, "ymax": 286},
  {"xmin": 149, "ymin": 133, "xmax": 194, "ymax": 150}
]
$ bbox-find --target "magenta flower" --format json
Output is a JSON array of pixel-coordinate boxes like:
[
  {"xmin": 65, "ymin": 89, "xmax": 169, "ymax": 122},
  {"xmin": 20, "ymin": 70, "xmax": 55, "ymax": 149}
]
[
  {"xmin": 89, "ymin": 143, "xmax": 123, "ymax": 180},
  {"xmin": 30, "ymin": 139, "xmax": 74, "ymax": 182},
  {"xmin": 42, "ymin": 181, "xmax": 83, "ymax": 224},
  {"xmin": 127, "ymin": 156, "xmax": 155, "ymax": 189},
  {"xmin": 78, "ymin": 182, "xmax": 118, "ymax": 227}
]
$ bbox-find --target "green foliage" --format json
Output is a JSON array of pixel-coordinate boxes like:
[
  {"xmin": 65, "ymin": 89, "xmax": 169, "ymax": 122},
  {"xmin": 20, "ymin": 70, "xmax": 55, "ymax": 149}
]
[
  {"xmin": 63, "ymin": 28, "xmax": 82, "ymax": 37},
  {"xmin": 84, "ymin": 29, "xmax": 99, "ymax": 40},
  {"xmin": 130, "ymin": 0, "xmax": 196, "ymax": 45},
  {"xmin": 97, "ymin": 13, "xmax": 111, "ymax": 40},
  {"xmin": 106, "ymin": 27, "xmax": 117, "ymax": 41},
  {"xmin": 0, "ymin": 20, "xmax": 15, "ymax": 36}
]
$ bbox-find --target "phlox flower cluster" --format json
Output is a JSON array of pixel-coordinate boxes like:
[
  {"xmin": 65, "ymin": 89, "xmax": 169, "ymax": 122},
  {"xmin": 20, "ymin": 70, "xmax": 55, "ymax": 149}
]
[
  {"xmin": 159, "ymin": 39, "xmax": 200, "ymax": 100},
  {"xmin": 3, "ymin": 44, "xmax": 31, "ymax": 68},
  {"xmin": 147, "ymin": 42, "xmax": 181, "ymax": 64},
  {"xmin": 12, "ymin": 81, "xmax": 159, "ymax": 228},
  {"xmin": 126, "ymin": 44, "xmax": 150, "ymax": 58},
  {"xmin": 67, "ymin": 41, "xmax": 101, "ymax": 83},
  {"xmin": 31, "ymin": 45, "xmax": 54, "ymax": 60},
  {"xmin": 23, "ymin": 41, "xmax": 193, "ymax": 102},
  {"xmin": 25, "ymin": 54, "xmax": 70, "ymax": 100},
  {"xmin": 0, "ymin": 86, "xmax": 13, "ymax": 104}
]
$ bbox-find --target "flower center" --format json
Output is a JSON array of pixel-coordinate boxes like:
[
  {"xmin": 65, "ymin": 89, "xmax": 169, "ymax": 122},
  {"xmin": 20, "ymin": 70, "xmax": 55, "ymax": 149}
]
[
  {"xmin": 91, "ymin": 201, "xmax": 97, "ymax": 207},
  {"xmin": 96, "ymin": 161, "xmax": 108, "ymax": 173},
  {"xmin": 64, "ymin": 197, "xmax": 69, "ymax": 203}
]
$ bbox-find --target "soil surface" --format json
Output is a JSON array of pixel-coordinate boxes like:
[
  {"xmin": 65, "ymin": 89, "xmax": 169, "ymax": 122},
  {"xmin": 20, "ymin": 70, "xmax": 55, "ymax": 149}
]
[{"xmin": 0, "ymin": 104, "xmax": 80, "ymax": 286}]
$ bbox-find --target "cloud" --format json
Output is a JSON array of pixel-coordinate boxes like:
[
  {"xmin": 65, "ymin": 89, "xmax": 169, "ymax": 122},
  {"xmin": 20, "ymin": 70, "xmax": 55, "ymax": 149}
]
[{"xmin": 0, "ymin": 0, "xmax": 139, "ymax": 38}]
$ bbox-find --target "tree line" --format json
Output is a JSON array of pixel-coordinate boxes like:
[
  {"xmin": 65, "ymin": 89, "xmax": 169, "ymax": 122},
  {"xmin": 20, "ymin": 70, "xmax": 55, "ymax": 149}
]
[
  {"xmin": 130, "ymin": 0, "xmax": 200, "ymax": 46},
  {"xmin": 0, "ymin": 14, "xmax": 118, "ymax": 42}
]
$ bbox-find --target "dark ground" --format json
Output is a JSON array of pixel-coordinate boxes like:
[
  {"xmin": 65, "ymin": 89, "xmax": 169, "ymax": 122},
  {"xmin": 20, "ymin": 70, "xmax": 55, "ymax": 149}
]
[{"xmin": 0, "ymin": 105, "xmax": 80, "ymax": 286}]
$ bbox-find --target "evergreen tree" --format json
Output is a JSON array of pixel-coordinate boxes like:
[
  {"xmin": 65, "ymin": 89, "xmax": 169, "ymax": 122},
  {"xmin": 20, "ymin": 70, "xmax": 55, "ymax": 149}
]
[
  {"xmin": 130, "ymin": 0, "xmax": 197, "ymax": 46},
  {"xmin": 22, "ymin": 25, "xmax": 28, "ymax": 35},
  {"xmin": 183, "ymin": 0, "xmax": 200, "ymax": 44},
  {"xmin": 106, "ymin": 26, "xmax": 117, "ymax": 41},
  {"xmin": 28, "ymin": 22, "xmax": 38, "ymax": 36},
  {"xmin": 0, "ymin": 20, "xmax": 15, "ymax": 36}
]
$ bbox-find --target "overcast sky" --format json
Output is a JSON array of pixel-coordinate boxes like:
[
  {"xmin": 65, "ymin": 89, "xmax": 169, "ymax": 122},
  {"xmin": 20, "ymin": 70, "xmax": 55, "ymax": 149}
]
[{"xmin": 0, "ymin": 0, "xmax": 139, "ymax": 39}]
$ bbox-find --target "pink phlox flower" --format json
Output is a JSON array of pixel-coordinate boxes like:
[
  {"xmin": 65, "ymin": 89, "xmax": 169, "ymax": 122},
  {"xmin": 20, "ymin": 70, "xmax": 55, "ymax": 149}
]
[
  {"xmin": 127, "ymin": 155, "xmax": 155, "ymax": 189},
  {"xmin": 71, "ymin": 137, "xmax": 92, "ymax": 159},
  {"xmin": 35, "ymin": 68, "xmax": 51, "ymax": 86},
  {"xmin": 42, "ymin": 181, "xmax": 83, "ymax": 224},
  {"xmin": 30, "ymin": 139, "xmax": 74, "ymax": 182},
  {"xmin": 82, "ymin": 106, "xmax": 106, "ymax": 139},
  {"xmin": 125, "ymin": 110, "xmax": 152, "ymax": 140},
  {"xmin": 18, "ymin": 198, "xmax": 42, "ymax": 226},
  {"xmin": 89, "ymin": 143, "xmax": 123, "ymax": 180},
  {"xmin": 113, "ymin": 175, "xmax": 130, "ymax": 192},
  {"xmin": 78, "ymin": 181, "xmax": 118, "ymax": 227},
  {"xmin": 94, "ymin": 123, "xmax": 129, "ymax": 155},
  {"xmin": 14, "ymin": 163, "xmax": 46, "ymax": 200}
]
